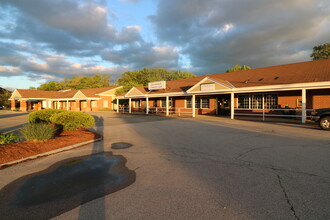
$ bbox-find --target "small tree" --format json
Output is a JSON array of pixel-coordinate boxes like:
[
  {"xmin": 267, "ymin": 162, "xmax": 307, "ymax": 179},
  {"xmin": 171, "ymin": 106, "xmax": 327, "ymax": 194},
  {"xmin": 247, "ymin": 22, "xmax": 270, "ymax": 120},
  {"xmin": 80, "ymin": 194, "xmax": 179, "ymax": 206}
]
[
  {"xmin": 310, "ymin": 43, "xmax": 330, "ymax": 60},
  {"xmin": 0, "ymin": 88, "xmax": 11, "ymax": 109},
  {"xmin": 226, "ymin": 64, "xmax": 251, "ymax": 73}
]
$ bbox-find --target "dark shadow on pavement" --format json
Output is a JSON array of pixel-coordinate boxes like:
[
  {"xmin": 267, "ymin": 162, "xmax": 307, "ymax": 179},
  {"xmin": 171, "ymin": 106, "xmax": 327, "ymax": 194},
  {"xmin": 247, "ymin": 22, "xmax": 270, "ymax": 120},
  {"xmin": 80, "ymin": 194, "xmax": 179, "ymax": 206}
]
[
  {"xmin": 0, "ymin": 113, "xmax": 29, "ymax": 119},
  {"xmin": 0, "ymin": 116, "xmax": 136, "ymax": 220}
]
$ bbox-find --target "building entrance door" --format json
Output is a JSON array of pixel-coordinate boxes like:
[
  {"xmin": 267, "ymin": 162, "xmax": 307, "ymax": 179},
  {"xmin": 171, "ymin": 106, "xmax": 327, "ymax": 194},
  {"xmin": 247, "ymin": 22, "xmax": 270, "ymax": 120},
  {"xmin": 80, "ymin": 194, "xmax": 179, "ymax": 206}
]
[{"xmin": 217, "ymin": 95, "xmax": 230, "ymax": 116}]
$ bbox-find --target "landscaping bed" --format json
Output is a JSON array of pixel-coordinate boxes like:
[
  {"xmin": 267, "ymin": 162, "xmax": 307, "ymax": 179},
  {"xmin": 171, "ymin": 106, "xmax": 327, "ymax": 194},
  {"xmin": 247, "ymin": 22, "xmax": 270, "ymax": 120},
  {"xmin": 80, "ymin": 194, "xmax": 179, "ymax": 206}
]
[{"xmin": 0, "ymin": 129, "xmax": 101, "ymax": 165}]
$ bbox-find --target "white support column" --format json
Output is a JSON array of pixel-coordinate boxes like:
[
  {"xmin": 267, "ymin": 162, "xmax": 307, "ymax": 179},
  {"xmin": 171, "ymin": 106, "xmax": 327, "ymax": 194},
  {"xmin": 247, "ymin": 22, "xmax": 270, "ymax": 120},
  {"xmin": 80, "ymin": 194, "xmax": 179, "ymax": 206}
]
[
  {"xmin": 302, "ymin": 88, "xmax": 306, "ymax": 124},
  {"xmin": 192, "ymin": 95, "xmax": 196, "ymax": 118},
  {"xmin": 116, "ymin": 99, "xmax": 119, "ymax": 113},
  {"xmin": 57, "ymin": 101, "xmax": 60, "ymax": 110},
  {"xmin": 230, "ymin": 92, "xmax": 235, "ymax": 119},
  {"xmin": 262, "ymin": 94, "xmax": 265, "ymax": 121},
  {"xmin": 129, "ymin": 98, "xmax": 132, "ymax": 114},
  {"xmin": 66, "ymin": 100, "xmax": 69, "ymax": 111},
  {"xmin": 146, "ymin": 97, "xmax": 149, "ymax": 115},
  {"xmin": 166, "ymin": 96, "xmax": 169, "ymax": 116}
]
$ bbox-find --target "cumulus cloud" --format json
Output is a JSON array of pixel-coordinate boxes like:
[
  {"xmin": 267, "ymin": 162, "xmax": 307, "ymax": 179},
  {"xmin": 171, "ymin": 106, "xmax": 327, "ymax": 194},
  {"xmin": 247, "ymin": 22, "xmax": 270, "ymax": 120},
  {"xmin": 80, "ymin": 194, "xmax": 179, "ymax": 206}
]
[
  {"xmin": 0, "ymin": 0, "xmax": 180, "ymax": 85},
  {"xmin": 1, "ymin": 0, "xmax": 329, "ymax": 89},
  {"xmin": 102, "ymin": 43, "xmax": 179, "ymax": 69},
  {"xmin": 151, "ymin": 0, "xmax": 330, "ymax": 74}
]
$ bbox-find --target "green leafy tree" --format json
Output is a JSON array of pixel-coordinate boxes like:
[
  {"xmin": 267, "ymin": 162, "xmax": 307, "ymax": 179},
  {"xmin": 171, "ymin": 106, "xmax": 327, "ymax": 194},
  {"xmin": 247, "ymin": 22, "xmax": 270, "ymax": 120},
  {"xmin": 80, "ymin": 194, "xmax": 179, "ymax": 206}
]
[
  {"xmin": 226, "ymin": 64, "xmax": 251, "ymax": 73},
  {"xmin": 310, "ymin": 43, "xmax": 330, "ymax": 60},
  {"xmin": 168, "ymin": 70, "xmax": 196, "ymax": 80},
  {"xmin": 116, "ymin": 68, "xmax": 196, "ymax": 94},
  {"xmin": 37, "ymin": 74, "xmax": 111, "ymax": 91},
  {"xmin": 38, "ymin": 81, "xmax": 64, "ymax": 91},
  {"xmin": 0, "ymin": 88, "xmax": 11, "ymax": 108}
]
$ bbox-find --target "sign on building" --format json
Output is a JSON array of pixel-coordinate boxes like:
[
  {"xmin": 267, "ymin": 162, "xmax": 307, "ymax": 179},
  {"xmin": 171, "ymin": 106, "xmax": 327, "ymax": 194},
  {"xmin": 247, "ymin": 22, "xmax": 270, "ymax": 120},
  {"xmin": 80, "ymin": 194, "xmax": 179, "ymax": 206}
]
[
  {"xmin": 200, "ymin": 83, "xmax": 215, "ymax": 91},
  {"xmin": 148, "ymin": 81, "xmax": 166, "ymax": 90}
]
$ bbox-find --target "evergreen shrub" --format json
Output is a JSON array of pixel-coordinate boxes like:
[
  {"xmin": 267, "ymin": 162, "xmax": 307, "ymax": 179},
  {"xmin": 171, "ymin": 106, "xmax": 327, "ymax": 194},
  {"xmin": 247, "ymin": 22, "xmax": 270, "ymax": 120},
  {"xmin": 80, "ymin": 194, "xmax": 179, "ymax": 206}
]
[
  {"xmin": 50, "ymin": 111, "xmax": 95, "ymax": 131},
  {"xmin": 28, "ymin": 109, "xmax": 65, "ymax": 123}
]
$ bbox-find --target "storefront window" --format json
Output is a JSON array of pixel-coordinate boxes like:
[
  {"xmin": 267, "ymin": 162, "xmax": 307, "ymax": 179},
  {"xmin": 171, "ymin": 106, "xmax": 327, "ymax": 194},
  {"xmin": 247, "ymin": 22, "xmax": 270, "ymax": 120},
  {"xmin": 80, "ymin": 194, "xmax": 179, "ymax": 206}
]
[{"xmin": 238, "ymin": 94, "xmax": 278, "ymax": 109}]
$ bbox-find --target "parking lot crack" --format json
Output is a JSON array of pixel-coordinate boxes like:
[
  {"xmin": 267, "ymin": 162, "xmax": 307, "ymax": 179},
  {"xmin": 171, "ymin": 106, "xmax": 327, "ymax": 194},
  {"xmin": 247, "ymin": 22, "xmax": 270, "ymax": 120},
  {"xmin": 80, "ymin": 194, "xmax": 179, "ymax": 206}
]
[
  {"xmin": 235, "ymin": 146, "xmax": 272, "ymax": 159},
  {"xmin": 277, "ymin": 174, "xmax": 299, "ymax": 220}
]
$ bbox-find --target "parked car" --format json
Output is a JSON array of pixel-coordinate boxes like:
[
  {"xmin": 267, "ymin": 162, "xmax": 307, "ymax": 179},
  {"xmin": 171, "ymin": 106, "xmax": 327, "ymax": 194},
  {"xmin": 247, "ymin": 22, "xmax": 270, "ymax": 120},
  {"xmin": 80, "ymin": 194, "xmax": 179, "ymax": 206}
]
[
  {"xmin": 311, "ymin": 108, "xmax": 330, "ymax": 130},
  {"xmin": 0, "ymin": 106, "xmax": 3, "ymax": 110}
]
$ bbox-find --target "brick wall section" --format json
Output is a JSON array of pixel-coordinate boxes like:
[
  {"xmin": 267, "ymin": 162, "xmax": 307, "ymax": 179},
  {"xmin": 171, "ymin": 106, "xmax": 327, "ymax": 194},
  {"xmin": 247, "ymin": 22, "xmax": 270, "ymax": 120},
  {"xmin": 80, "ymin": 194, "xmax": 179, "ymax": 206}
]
[
  {"xmin": 20, "ymin": 100, "xmax": 27, "ymax": 112},
  {"xmin": 308, "ymin": 89, "xmax": 330, "ymax": 109}
]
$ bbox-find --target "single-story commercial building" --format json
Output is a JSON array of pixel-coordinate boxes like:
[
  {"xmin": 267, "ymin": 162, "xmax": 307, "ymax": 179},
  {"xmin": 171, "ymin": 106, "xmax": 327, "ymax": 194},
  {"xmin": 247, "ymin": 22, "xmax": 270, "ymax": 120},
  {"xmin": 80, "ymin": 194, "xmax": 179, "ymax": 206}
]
[
  {"xmin": 117, "ymin": 59, "xmax": 330, "ymax": 123},
  {"xmin": 9, "ymin": 87, "xmax": 122, "ymax": 112},
  {"xmin": 8, "ymin": 59, "xmax": 330, "ymax": 123}
]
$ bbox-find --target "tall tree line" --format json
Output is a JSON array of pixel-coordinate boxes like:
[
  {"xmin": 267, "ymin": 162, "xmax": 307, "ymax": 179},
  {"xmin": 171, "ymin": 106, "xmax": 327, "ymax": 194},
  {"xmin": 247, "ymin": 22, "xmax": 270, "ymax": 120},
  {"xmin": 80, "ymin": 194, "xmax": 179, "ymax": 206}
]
[{"xmin": 34, "ymin": 68, "xmax": 196, "ymax": 92}]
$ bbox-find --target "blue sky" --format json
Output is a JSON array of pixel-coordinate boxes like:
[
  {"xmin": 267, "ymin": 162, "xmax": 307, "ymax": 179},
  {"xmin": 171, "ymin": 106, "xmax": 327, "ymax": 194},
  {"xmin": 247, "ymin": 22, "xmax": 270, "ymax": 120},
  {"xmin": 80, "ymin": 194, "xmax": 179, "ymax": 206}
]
[{"xmin": 0, "ymin": 0, "xmax": 329, "ymax": 90}]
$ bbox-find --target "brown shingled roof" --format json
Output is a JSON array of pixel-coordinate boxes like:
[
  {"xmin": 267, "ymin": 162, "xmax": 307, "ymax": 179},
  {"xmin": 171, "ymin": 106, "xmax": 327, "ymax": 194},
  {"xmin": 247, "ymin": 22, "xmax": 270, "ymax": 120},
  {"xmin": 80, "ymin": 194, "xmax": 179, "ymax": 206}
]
[
  {"xmin": 136, "ymin": 59, "xmax": 330, "ymax": 96},
  {"xmin": 15, "ymin": 86, "xmax": 120, "ymax": 99},
  {"xmin": 210, "ymin": 58, "xmax": 330, "ymax": 88},
  {"xmin": 16, "ymin": 89, "xmax": 64, "ymax": 99},
  {"xmin": 79, "ymin": 87, "xmax": 119, "ymax": 97}
]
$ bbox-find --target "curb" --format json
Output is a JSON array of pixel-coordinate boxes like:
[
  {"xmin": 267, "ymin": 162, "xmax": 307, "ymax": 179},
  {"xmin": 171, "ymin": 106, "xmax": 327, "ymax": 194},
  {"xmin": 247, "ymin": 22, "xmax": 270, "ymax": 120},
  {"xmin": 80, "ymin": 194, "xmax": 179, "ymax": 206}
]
[{"xmin": 0, "ymin": 137, "xmax": 103, "ymax": 169}]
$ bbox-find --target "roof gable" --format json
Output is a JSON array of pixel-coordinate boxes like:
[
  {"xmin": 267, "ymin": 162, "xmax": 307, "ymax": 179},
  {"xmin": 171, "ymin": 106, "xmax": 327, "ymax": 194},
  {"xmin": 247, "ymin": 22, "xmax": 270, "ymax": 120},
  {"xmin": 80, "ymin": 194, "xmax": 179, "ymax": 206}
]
[
  {"xmin": 125, "ymin": 87, "xmax": 145, "ymax": 97},
  {"xmin": 9, "ymin": 89, "xmax": 22, "ymax": 100},
  {"xmin": 73, "ymin": 90, "xmax": 87, "ymax": 99},
  {"xmin": 187, "ymin": 77, "xmax": 234, "ymax": 93}
]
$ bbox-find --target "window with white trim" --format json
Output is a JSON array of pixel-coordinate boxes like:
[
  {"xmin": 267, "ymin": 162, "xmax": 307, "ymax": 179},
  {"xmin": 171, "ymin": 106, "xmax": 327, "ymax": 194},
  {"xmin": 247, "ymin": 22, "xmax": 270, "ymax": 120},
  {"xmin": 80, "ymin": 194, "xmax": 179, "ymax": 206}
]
[
  {"xmin": 134, "ymin": 100, "xmax": 141, "ymax": 108},
  {"xmin": 264, "ymin": 94, "xmax": 278, "ymax": 109},
  {"xmin": 161, "ymin": 99, "xmax": 172, "ymax": 108},
  {"xmin": 92, "ymin": 101, "xmax": 98, "ymax": 108},
  {"xmin": 103, "ymin": 100, "xmax": 109, "ymax": 108},
  {"xmin": 201, "ymin": 97, "xmax": 210, "ymax": 108},
  {"xmin": 186, "ymin": 98, "xmax": 192, "ymax": 108},
  {"xmin": 238, "ymin": 94, "xmax": 278, "ymax": 109},
  {"xmin": 185, "ymin": 97, "xmax": 210, "ymax": 109}
]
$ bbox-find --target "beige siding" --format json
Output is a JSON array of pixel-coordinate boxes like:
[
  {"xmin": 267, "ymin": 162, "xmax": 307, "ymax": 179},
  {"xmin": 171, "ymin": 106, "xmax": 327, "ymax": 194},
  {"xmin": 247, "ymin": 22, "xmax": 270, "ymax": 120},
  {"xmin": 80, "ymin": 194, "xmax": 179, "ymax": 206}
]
[
  {"xmin": 190, "ymin": 79, "xmax": 229, "ymax": 92},
  {"xmin": 73, "ymin": 91, "xmax": 87, "ymax": 99},
  {"xmin": 10, "ymin": 90, "xmax": 22, "ymax": 99},
  {"xmin": 126, "ymin": 88, "xmax": 144, "ymax": 96}
]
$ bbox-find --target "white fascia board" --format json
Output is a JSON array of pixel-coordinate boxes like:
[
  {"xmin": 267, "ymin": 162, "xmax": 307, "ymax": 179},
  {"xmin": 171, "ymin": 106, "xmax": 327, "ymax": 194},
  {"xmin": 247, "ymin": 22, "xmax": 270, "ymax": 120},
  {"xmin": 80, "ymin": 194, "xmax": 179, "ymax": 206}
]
[
  {"xmin": 146, "ymin": 92, "xmax": 187, "ymax": 98},
  {"xmin": 50, "ymin": 98, "xmax": 101, "ymax": 101},
  {"xmin": 98, "ymin": 94, "xmax": 115, "ymax": 97},
  {"xmin": 115, "ymin": 96, "xmax": 126, "ymax": 99},
  {"xmin": 233, "ymin": 81, "xmax": 330, "ymax": 93},
  {"xmin": 188, "ymin": 90, "xmax": 234, "ymax": 95},
  {"xmin": 124, "ymin": 95, "xmax": 146, "ymax": 98},
  {"xmin": 115, "ymin": 81, "xmax": 330, "ymax": 98}
]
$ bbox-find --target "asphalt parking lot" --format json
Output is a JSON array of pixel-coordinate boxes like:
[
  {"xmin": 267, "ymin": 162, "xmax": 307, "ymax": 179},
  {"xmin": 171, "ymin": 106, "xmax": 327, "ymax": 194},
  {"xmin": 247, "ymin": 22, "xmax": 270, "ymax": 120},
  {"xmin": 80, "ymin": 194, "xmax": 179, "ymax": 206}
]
[{"xmin": 0, "ymin": 112, "xmax": 329, "ymax": 219}]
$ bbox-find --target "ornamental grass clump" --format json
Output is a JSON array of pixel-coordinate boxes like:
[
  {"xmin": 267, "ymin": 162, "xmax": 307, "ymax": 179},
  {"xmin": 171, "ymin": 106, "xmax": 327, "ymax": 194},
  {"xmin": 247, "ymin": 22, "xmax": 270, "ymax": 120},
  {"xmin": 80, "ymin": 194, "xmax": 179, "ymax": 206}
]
[
  {"xmin": 20, "ymin": 123, "xmax": 56, "ymax": 142},
  {"xmin": 50, "ymin": 111, "xmax": 95, "ymax": 131},
  {"xmin": 0, "ymin": 132, "xmax": 18, "ymax": 145},
  {"xmin": 28, "ymin": 109, "xmax": 66, "ymax": 124}
]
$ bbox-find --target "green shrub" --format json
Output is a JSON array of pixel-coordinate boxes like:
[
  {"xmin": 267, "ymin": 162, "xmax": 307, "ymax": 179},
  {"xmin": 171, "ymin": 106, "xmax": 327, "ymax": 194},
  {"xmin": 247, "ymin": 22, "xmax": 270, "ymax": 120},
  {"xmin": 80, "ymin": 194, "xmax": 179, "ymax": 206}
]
[
  {"xmin": 20, "ymin": 123, "xmax": 56, "ymax": 142},
  {"xmin": 50, "ymin": 111, "xmax": 95, "ymax": 131},
  {"xmin": 28, "ymin": 109, "xmax": 66, "ymax": 123},
  {"xmin": 0, "ymin": 132, "xmax": 18, "ymax": 144}
]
